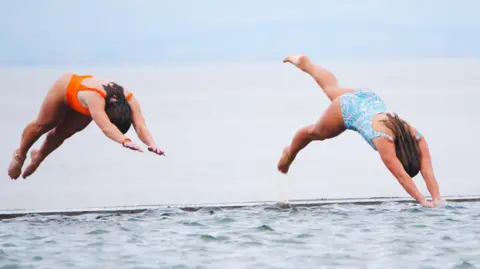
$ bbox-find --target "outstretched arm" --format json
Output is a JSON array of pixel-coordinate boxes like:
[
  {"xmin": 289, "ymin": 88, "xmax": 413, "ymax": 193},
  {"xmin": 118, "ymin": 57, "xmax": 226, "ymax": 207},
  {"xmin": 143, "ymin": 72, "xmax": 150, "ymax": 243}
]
[
  {"xmin": 418, "ymin": 136, "xmax": 442, "ymax": 203},
  {"xmin": 86, "ymin": 95, "xmax": 143, "ymax": 152},
  {"xmin": 129, "ymin": 97, "xmax": 164, "ymax": 155},
  {"xmin": 376, "ymin": 139, "xmax": 433, "ymax": 207}
]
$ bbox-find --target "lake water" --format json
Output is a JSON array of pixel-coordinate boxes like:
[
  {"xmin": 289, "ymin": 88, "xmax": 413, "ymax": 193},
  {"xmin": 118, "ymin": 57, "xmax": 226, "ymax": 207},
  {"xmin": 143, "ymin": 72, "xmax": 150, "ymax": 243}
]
[
  {"xmin": 1, "ymin": 201, "xmax": 479, "ymax": 269},
  {"xmin": 1, "ymin": 59, "xmax": 479, "ymax": 211}
]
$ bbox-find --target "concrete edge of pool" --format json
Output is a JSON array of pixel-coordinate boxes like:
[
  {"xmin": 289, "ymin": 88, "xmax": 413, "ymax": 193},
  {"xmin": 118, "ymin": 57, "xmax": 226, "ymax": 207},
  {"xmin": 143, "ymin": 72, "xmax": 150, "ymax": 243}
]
[{"xmin": 1, "ymin": 195, "xmax": 479, "ymax": 220}]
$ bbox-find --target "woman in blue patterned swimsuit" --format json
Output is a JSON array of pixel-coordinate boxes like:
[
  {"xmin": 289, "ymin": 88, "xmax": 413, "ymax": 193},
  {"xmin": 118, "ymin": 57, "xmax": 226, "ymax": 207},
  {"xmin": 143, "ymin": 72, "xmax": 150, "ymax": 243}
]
[{"xmin": 277, "ymin": 54, "xmax": 443, "ymax": 207}]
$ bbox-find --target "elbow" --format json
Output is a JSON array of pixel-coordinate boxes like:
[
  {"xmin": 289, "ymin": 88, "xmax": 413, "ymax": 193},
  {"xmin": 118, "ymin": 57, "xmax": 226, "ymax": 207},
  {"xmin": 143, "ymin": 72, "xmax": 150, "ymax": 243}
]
[
  {"xmin": 383, "ymin": 158, "xmax": 405, "ymax": 181},
  {"xmin": 100, "ymin": 125, "xmax": 116, "ymax": 136},
  {"xmin": 420, "ymin": 168, "xmax": 434, "ymax": 178}
]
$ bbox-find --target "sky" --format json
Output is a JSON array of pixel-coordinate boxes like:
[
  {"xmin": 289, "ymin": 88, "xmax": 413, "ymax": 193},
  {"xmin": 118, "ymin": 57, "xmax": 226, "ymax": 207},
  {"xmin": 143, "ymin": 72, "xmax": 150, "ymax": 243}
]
[{"xmin": 0, "ymin": 0, "xmax": 479, "ymax": 66}]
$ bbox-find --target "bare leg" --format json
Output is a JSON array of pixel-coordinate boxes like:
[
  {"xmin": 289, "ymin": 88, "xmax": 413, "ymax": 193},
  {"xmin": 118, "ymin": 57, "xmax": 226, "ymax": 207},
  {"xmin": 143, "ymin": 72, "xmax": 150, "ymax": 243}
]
[
  {"xmin": 22, "ymin": 111, "xmax": 92, "ymax": 179},
  {"xmin": 283, "ymin": 54, "xmax": 354, "ymax": 101},
  {"xmin": 8, "ymin": 73, "xmax": 72, "ymax": 179},
  {"xmin": 278, "ymin": 99, "xmax": 346, "ymax": 174}
]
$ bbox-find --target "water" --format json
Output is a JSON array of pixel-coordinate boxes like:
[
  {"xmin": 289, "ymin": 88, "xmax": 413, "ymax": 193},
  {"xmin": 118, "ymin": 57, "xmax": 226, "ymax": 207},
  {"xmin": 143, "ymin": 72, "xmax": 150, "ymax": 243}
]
[
  {"xmin": 0, "ymin": 202, "xmax": 478, "ymax": 268},
  {"xmin": 1, "ymin": 59, "xmax": 479, "ymax": 211}
]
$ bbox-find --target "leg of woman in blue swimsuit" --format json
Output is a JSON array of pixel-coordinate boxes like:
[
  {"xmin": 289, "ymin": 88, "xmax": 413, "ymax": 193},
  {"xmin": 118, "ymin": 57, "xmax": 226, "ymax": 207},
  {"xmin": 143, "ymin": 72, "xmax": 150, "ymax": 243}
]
[{"xmin": 277, "ymin": 55, "xmax": 354, "ymax": 174}]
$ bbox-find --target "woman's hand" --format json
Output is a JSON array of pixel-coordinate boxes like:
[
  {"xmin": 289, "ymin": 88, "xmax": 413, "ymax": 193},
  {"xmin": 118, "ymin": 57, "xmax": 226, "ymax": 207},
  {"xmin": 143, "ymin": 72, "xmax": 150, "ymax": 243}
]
[
  {"xmin": 123, "ymin": 141, "xmax": 143, "ymax": 152},
  {"xmin": 433, "ymin": 199, "xmax": 445, "ymax": 207},
  {"xmin": 420, "ymin": 199, "xmax": 445, "ymax": 208},
  {"xmin": 420, "ymin": 200, "xmax": 435, "ymax": 208},
  {"xmin": 148, "ymin": 145, "xmax": 165, "ymax": 156}
]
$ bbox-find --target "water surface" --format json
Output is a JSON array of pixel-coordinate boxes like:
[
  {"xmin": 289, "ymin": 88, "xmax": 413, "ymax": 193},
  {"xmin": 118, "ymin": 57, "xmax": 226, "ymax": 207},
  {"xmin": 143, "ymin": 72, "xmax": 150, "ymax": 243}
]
[{"xmin": 0, "ymin": 202, "xmax": 479, "ymax": 268}]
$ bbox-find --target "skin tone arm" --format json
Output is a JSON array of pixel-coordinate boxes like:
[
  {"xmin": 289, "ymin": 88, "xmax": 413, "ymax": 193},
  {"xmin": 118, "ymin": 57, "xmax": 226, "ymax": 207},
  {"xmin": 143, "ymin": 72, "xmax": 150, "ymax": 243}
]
[
  {"xmin": 128, "ymin": 97, "xmax": 164, "ymax": 155},
  {"xmin": 376, "ymin": 139, "xmax": 434, "ymax": 207},
  {"xmin": 418, "ymin": 137, "xmax": 442, "ymax": 203},
  {"xmin": 85, "ymin": 94, "xmax": 143, "ymax": 152}
]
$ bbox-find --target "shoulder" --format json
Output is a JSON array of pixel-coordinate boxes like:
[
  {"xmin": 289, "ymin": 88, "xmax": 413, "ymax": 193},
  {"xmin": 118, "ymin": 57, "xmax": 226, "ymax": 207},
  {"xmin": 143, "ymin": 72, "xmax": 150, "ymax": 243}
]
[{"xmin": 372, "ymin": 113, "xmax": 395, "ymax": 137}]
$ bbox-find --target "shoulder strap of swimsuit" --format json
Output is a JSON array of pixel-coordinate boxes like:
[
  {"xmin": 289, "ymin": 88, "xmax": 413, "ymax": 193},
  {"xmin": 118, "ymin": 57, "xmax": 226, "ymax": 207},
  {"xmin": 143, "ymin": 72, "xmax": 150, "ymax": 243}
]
[
  {"xmin": 84, "ymin": 87, "xmax": 106, "ymax": 98},
  {"xmin": 376, "ymin": 131, "xmax": 421, "ymax": 142},
  {"xmin": 375, "ymin": 131, "xmax": 394, "ymax": 141},
  {"xmin": 415, "ymin": 131, "xmax": 422, "ymax": 140},
  {"xmin": 78, "ymin": 77, "xmax": 107, "ymax": 99}
]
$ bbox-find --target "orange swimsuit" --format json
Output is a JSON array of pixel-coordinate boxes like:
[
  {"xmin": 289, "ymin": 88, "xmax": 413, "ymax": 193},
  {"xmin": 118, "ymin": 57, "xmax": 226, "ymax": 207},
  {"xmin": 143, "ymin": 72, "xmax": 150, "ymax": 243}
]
[{"xmin": 65, "ymin": 74, "xmax": 133, "ymax": 116}]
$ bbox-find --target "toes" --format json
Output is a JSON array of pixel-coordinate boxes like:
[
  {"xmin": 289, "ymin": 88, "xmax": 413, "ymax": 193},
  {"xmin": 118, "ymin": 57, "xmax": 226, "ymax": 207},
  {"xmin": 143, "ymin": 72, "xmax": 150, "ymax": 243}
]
[
  {"xmin": 22, "ymin": 165, "xmax": 36, "ymax": 179},
  {"xmin": 8, "ymin": 164, "xmax": 22, "ymax": 179}
]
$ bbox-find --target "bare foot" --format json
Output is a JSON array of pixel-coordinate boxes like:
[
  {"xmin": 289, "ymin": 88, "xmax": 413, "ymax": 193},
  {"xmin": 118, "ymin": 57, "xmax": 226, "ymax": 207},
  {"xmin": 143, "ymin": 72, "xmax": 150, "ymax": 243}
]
[
  {"xmin": 22, "ymin": 149, "xmax": 42, "ymax": 179},
  {"xmin": 8, "ymin": 149, "xmax": 26, "ymax": 180},
  {"xmin": 277, "ymin": 146, "xmax": 294, "ymax": 174},
  {"xmin": 283, "ymin": 54, "xmax": 310, "ymax": 70}
]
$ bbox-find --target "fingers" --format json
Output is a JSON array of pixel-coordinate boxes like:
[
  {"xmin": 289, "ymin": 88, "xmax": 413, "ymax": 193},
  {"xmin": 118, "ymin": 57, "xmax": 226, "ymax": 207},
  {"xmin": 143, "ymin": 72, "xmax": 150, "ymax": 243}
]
[
  {"xmin": 123, "ymin": 142, "xmax": 165, "ymax": 155},
  {"xmin": 148, "ymin": 146, "xmax": 165, "ymax": 156},
  {"xmin": 124, "ymin": 142, "xmax": 143, "ymax": 152}
]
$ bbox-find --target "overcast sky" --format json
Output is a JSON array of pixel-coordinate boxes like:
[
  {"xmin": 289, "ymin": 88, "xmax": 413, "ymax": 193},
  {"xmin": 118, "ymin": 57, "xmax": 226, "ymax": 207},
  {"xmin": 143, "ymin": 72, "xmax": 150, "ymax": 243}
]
[{"xmin": 1, "ymin": 0, "xmax": 479, "ymax": 66}]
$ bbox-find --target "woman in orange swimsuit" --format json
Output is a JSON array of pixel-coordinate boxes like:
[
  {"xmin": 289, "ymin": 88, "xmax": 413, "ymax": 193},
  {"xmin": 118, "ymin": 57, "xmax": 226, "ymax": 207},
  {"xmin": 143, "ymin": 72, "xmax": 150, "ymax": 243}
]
[{"xmin": 8, "ymin": 73, "xmax": 165, "ymax": 179}]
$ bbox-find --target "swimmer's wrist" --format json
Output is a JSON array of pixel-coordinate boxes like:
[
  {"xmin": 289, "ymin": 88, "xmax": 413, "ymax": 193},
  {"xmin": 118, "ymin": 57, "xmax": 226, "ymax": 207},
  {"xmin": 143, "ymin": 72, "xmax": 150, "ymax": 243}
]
[
  {"xmin": 121, "ymin": 138, "xmax": 132, "ymax": 146},
  {"xmin": 416, "ymin": 195, "xmax": 427, "ymax": 204}
]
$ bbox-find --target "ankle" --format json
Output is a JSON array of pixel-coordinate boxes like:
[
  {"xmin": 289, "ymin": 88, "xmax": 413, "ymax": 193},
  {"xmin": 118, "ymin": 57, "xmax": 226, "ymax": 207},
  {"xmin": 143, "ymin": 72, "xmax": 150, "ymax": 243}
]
[
  {"xmin": 14, "ymin": 149, "xmax": 26, "ymax": 161},
  {"xmin": 298, "ymin": 56, "xmax": 311, "ymax": 71}
]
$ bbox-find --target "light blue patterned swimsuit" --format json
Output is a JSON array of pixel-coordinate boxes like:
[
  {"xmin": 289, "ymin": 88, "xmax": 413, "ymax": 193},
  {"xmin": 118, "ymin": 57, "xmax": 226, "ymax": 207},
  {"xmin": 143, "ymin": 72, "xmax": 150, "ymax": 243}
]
[{"xmin": 339, "ymin": 89, "xmax": 421, "ymax": 150}]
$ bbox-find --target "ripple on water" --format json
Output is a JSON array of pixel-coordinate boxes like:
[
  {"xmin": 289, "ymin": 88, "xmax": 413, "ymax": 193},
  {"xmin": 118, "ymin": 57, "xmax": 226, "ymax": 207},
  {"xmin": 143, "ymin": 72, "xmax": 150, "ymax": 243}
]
[
  {"xmin": 0, "ymin": 234, "xmax": 13, "ymax": 239},
  {"xmin": 296, "ymin": 233, "xmax": 314, "ymax": 239},
  {"xmin": 453, "ymin": 261, "xmax": 476, "ymax": 269},
  {"xmin": 182, "ymin": 221, "xmax": 204, "ymax": 227},
  {"xmin": 445, "ymin": 217, "xmax": 466, "ymax": 223},
  {"xmin": 199, "ymin": 234, "xmax": 218, "ymax": 242},
  {"xmin": 32, "ymin": 256, "xmax": 43, "ymax": 261},
  {"xmin": 0, "ymin": 249, "xmax": 8, "ymax": 259},
  {"xmin": 411, "ymin": 223, "xmax": 428, "ymax": 228},
  {"xmin": 86, "ymin": 229, "xmax": 110, "ymax": 235},
  {"xmin": 256, "ymin": 225, "xmax": 274, "ymax": 232},
  {"xmin": 240, "ymin": 241, "xmax": 263, "ymax": 247},
  {"xmin": 217, "ymin": 217, "xmax": 236, "ymax": 224},
  {"xmin": 119, "ymin": 226, "xmax": 131, "ymax": 232},
  {"xmin": 264, "ymin": 206, "xmax": 289, "ymax": 212},
  {"xmin": 26, "ymin": 236, "xmax": 48, "ymax": 241},
  {"xmin": 273, "ymin": 238, "xmax": 305, "ymax": 245},
  {"xmin": 86, "ymin": 241, "xmax": 104, "ymax": 247},
  {"xmin": 441, "ymin": 235, "xmax": 454, "ymax": 241},
  {"xmin": 0, "ymin": 264, "xmax": 21, "ymax": 269}
]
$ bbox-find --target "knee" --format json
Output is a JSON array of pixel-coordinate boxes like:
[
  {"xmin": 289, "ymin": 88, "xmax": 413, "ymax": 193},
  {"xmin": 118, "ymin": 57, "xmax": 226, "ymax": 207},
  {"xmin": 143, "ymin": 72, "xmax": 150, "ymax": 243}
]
[
  {"xmin": 306, "ymin": 126, "xmax": 326, "ymax": 141},
  {"xmin": 46, "ymin": 128, "xmax": 72, "ymax": 142},
  {"xmin": 45, "ymin": 129, "xmax": 60, "ymax": 142},
  {"xmin": 30, "ymin": 121, "xmax": 55, "ymax": 134}
]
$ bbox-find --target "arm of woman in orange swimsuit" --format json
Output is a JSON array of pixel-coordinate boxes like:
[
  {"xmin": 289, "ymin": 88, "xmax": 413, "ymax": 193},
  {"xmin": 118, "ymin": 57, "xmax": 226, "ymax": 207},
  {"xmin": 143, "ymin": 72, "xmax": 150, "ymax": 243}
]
[
  {"xmin": 128, "ymin": 97, "xmax": 165, "ymax": 155},
  {"xmin": 376, "ymin": 139, "xmax": 433, "ymax": 207},
  {"xmin": 417, "ymin": 136, "xmax": 443, "ymax": 205},
  {"xmin": 85, "ymin": 95, "xmax": 143, "ymax": 152}
]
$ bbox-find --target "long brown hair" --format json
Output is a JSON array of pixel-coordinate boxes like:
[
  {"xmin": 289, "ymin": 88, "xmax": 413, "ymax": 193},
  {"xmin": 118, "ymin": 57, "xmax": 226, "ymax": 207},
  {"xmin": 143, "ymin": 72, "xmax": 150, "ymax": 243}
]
[
  {"xmin": 382, "ymin": 113, "xmax": 420, "ymax": 177},
  {"xmin": 103, "ymin": 82, "xmax": 132, "ymax": 134}
]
